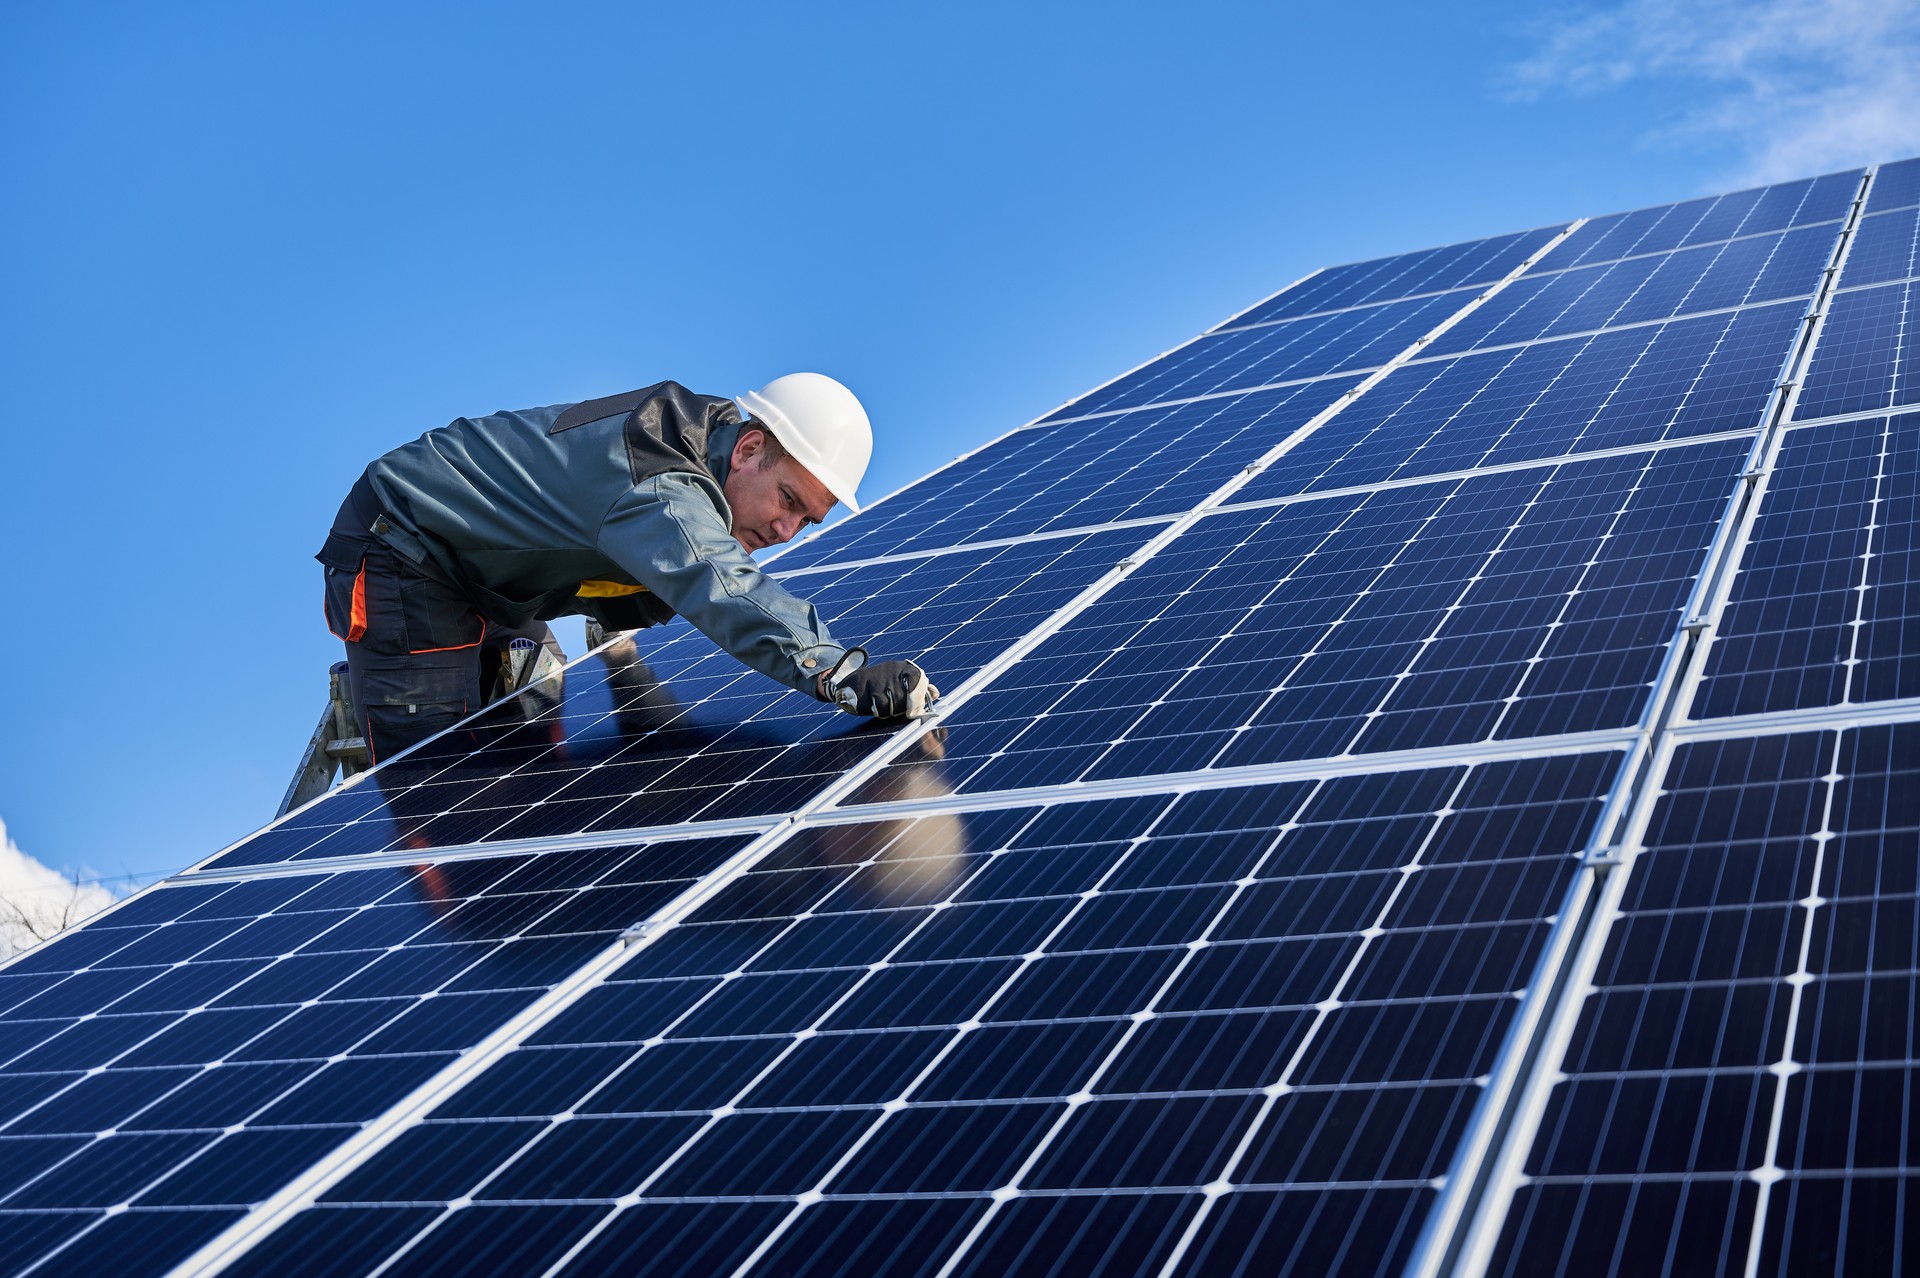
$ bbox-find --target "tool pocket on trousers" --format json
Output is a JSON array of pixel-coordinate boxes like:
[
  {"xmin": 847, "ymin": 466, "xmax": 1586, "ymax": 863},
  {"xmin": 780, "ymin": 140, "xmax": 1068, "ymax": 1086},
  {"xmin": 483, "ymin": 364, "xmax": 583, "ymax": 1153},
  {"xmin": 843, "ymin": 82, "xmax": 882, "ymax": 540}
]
[
  {"xmin": 394, "ymin": 558, "xmax": 487, "ymax": 654},
  {"xmin": 323, "ymin": 562, "xmax": 370, "ymax": 644},
  {"xmin": 360, "ymin": 665, "xmax": 471, "ymax": 714}
]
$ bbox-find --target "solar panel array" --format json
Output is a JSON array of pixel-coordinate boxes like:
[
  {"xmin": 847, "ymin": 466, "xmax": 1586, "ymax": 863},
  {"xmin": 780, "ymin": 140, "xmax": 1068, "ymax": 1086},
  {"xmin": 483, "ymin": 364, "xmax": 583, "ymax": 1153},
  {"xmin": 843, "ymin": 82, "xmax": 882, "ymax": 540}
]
[{"xmin": 2, "ymin": 158, "xmax": 1915, "ymax": 1277}]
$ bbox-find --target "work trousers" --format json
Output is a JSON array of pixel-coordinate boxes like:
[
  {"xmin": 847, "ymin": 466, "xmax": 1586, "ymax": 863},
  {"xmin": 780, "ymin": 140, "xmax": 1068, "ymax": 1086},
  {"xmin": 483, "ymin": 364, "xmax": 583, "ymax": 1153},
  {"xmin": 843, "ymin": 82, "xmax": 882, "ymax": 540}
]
[{"xmin": 322, "ymin": 507, "xmax": 563, "ymax": 764}]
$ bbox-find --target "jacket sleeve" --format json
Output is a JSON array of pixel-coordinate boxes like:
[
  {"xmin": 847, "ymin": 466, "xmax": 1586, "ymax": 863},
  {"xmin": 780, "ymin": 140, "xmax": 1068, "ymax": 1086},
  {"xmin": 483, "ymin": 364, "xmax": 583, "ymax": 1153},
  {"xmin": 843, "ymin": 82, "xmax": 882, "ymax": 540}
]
[{"xmin": 596, "ymin": 471, "xmax": 844, "ymax": 695}]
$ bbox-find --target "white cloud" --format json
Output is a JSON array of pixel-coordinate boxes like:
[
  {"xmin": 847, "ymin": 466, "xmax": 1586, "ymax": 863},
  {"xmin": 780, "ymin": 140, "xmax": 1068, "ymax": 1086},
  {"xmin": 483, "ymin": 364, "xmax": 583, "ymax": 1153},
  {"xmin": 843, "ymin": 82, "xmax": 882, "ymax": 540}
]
[
  {"xmin": 1511, "ymin": 0, "xmax": 1920, "ymax": 184},
  {"xmin": 0, "ymin": 818, "xmax": 118, "ymax": 958}
]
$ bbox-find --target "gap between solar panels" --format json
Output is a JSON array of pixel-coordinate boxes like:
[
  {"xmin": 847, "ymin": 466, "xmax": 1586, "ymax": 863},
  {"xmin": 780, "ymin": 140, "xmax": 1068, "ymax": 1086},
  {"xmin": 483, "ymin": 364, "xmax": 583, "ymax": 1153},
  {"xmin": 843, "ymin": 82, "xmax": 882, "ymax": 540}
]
[
  {"xmin": 163, "ymin": 213, "xmax": 1593, "ymax": 1278},
  {"xmin": 178, "ymin": 730, "xmax": 1640, "ymax": 887},
  {"xmin": 1412, "ymin": 165, "xmax": 1877, "ymax": 1278}
]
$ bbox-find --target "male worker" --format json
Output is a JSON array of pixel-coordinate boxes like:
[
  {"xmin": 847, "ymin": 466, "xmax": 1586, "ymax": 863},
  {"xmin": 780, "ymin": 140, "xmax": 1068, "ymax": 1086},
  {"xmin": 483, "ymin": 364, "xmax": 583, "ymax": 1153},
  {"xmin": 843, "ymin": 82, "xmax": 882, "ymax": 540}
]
[{"xmin": 318, "ymin": 373, "xmax": 937, "ymax": 762}]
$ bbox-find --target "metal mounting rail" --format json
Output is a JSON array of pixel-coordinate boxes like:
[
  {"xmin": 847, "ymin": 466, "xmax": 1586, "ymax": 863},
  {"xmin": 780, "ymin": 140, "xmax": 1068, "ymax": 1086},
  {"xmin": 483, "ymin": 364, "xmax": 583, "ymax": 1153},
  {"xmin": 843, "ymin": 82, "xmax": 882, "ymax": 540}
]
[{"xmin": 1406, "ymin": 165, "xmax": 1878, "ymax": 1278}]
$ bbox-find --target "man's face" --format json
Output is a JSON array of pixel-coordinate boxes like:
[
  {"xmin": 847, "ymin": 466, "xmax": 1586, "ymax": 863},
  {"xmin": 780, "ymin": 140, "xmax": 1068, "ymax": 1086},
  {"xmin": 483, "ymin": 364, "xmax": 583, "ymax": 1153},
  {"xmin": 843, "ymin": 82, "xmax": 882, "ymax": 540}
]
[{"xmin": 722, "ymin": 427, "xmax": 838, "ymax": 552}]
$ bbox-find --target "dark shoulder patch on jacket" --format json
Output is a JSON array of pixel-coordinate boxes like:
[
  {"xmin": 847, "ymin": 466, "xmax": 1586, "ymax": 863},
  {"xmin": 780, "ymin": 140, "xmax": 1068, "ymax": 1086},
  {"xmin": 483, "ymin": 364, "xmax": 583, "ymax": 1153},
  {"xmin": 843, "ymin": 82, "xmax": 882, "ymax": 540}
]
[
  {"xmin": 624, "ymin": 383, "xmax": 739, "ymax": 487},
  {"xmin": 550, "ymin": 383, "xmax": 670, "ymax": 434}
]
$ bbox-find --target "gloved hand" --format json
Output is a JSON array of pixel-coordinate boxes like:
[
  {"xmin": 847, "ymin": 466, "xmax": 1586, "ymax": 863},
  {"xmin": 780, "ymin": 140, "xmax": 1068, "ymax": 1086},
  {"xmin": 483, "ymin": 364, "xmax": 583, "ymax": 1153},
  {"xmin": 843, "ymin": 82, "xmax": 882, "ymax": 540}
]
[{"xmin": 823, "ymin": 648, "xmax": 940, "ymax": 719}]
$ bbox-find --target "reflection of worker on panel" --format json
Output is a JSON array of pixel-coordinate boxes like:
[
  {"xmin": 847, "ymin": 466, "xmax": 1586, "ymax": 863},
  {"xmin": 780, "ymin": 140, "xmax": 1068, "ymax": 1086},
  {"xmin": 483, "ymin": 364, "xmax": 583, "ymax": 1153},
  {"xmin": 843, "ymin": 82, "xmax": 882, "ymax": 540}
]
[
  {"xmin": 316, "ymin": 375, "xmax": 938, "ymax": 763},
  {"xmin": 364, "ymin": 624, "xmax": 960, "ymax": 863}
]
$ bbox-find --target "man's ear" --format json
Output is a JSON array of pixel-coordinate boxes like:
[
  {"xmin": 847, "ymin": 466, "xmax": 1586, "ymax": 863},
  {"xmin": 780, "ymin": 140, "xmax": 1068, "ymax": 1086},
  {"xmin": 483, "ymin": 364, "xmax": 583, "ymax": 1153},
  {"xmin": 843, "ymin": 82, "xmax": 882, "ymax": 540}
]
[{"xmin": 732, "ymin": 426, "xmax": 767, "ymax": 470}]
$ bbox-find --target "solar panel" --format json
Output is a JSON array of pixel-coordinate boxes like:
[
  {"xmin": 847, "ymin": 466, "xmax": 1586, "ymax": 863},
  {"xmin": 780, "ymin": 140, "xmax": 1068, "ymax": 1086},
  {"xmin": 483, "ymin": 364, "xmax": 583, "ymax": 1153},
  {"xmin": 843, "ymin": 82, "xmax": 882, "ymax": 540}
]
[
  {"xmin": 1694, "ymin": 410, "xmax": 1920, "ymax": 717},
  {"xmin": 1795, "ymin": 279, "xmax": 1920, "ymax": 421},
  {"xmin": 1836, "ymin": 205, "xmax": 1920, "ymax": 288},
  {"xmin": 4, "ymin": 158, "xmax": 1916, "ymax": 1278}
]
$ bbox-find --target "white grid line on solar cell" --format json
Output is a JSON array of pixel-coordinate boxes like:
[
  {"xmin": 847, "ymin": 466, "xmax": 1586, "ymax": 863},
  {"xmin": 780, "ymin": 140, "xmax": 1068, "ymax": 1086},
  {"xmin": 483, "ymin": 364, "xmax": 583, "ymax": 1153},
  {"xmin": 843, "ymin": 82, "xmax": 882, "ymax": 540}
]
[
  {"xmin": 1736, "ymin": 731, "xmax": 1844, "ymax": 1272},
  {"xmin": 1431, "ymin": 165, "xmax": 1873, "ymax": 1278},
  {"xmin": 771, "ymin": 513, "xmax": 1179, "ymax": 579}
]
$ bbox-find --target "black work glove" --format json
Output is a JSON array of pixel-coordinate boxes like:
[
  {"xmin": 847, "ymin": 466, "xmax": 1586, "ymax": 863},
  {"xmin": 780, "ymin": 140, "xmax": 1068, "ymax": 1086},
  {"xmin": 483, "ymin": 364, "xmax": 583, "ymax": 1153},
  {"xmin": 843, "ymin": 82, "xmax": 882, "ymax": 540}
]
[{"xmin": 823, "ymin": 648, "xmax": 940, "ymax": 719}]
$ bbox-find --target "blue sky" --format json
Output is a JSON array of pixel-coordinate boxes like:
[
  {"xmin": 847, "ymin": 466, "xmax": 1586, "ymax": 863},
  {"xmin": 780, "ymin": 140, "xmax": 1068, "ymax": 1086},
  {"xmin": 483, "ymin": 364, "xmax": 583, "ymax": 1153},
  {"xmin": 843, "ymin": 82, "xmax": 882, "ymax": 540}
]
[{"xmin": 3, "ymin": 0, "xmax": 1917, "ymax": 892}]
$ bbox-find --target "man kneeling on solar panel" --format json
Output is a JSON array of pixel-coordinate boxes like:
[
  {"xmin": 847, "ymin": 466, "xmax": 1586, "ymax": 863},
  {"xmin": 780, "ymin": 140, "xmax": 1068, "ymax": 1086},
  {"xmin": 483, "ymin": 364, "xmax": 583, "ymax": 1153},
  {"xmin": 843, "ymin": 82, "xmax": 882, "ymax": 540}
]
[{"xmin": 318, "ymin": 373, "xmax": 938, "ymax": 763}]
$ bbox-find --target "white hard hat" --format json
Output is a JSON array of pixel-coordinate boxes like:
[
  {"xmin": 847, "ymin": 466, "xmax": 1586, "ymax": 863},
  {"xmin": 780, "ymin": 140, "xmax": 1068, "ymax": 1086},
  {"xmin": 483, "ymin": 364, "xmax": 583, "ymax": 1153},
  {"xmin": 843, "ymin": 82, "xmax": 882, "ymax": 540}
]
[{"xmin": 735, "ymin": 372, "xmax": 873, "ymax": 513}]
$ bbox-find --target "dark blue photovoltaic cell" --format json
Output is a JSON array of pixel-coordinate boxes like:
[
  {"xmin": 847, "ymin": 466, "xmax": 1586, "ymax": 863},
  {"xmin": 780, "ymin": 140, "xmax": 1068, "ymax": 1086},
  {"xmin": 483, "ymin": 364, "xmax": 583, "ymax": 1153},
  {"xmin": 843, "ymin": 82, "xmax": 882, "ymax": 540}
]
[
  {"xmin": 1233, "ymin": 302, "xmax": 1799, "ymax": 503},
  {"xmin": 1793, "ymin": 280, "xmax": 1920, "ymax": 420},
  {"xmin": 1837, "ymin": 206, "xmax": 1920, "ymax": 288},
  {"xmin": 1428, "ymin": 225, "xmax": 1835, "ymax": 357},
  {"xmin": 217, "ymin": 752, "xmax": 1615, "ymax": 1278},
  {"xmin": 1491, "ymin": 726, "xmax": 1920, "ymax": 1278},
  {"xmin": 852, "ymin": 439, "xmax": 1745, "ymax": 799},
  {"xmin": 1040, "ymin": 289, "xmax": 1470, "ymax": 421},
  {"xmin": 0, "ymin": 836, "xmax": 746, "ymax": 1277},
  {"xmin": 1218, "ymin": 226, "xmax": 1566, "ymax": 330},
  {"xmin": 1866, "ymin": 155, "xmax": 1920, "ymax": 214},
  {"xmin": 1528, "ymin": 171, "xmax": 1860, "ymax": 275},
  {"xmin": 1693, "ymin": 412, "xmax": 1920, "ymax": 719},
  {"xmin": 770, "ymin": 377, "xmax": 1360, "ymax": 572},
  {"xmin": 203, "ymin": 527, "xmax": 1144, "ymax": 871}
]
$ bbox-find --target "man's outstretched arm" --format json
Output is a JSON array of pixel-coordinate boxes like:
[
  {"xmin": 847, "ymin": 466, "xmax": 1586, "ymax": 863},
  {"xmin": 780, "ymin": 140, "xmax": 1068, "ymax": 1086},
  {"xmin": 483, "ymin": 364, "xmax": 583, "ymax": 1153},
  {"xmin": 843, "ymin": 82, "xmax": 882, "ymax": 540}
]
[{"xmin": 598, "ymin": 471, "xmax": 847, "ymax": 695}]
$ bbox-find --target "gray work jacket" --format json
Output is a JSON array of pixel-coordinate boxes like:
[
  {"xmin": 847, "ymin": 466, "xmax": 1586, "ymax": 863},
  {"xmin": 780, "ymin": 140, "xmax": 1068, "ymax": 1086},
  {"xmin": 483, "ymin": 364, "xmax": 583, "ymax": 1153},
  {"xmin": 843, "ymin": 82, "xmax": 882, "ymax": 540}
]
[{"xmin": 346, "ymin": 381, "xmax": 843, "ymax": 695}]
